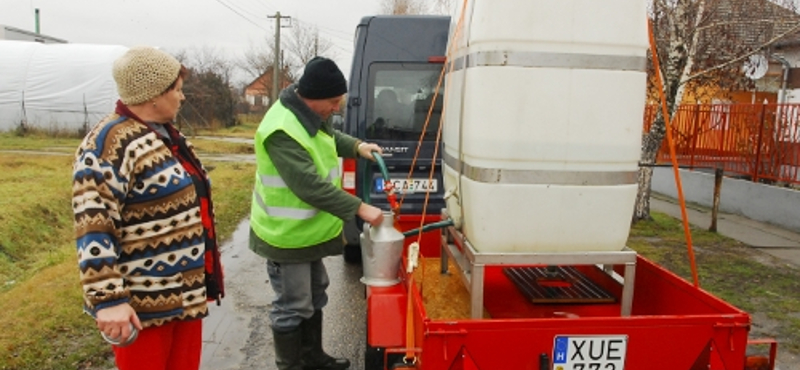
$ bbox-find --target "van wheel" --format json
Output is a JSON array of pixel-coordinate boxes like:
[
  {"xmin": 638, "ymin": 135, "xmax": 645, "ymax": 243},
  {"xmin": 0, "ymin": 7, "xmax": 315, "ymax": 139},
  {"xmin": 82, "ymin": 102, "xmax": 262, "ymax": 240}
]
[{"xmin": 344, "ymin": 244, "xmax": 362, "ymax": 264}]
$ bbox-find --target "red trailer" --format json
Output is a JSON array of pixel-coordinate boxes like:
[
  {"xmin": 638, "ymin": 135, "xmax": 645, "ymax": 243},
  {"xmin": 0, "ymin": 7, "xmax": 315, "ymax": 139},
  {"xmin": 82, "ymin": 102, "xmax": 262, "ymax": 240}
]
[{"xmin": 362, "ymin": 214, "xmax": 774, "ymax": 370}]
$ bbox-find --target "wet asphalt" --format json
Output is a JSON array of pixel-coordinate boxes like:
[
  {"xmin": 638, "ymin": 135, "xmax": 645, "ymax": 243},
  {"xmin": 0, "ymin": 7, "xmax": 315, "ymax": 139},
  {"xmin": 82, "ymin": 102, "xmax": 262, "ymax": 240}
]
[{"xmin": 200, "ymin": 218, "xmax": 367, "ymax": 370}]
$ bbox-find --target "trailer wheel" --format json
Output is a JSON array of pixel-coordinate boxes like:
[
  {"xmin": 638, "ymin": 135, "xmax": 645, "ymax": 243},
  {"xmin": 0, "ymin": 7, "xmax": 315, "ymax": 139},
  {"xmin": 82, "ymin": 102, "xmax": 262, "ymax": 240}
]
[
  {"xmin": 364, "ymin": 344, "xmax": 384, "ymax": 370},
  {"xmin": 365, "ymin": 344, "xmax": 405, "ymax": 370}
]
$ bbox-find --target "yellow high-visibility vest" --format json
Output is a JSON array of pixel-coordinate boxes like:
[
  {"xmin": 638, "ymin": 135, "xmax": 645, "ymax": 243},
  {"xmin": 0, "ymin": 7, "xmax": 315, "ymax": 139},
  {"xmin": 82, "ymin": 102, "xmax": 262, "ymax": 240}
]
[{"xmin": 250, "ymin": 101, "xmax": 342, "ymax": 248}]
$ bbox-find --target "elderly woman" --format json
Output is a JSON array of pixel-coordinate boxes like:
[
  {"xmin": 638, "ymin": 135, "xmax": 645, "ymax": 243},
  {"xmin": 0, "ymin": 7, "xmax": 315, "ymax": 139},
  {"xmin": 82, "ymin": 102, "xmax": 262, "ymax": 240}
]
[{"xmin": 72, "ymin": 46, "xmax": 224, "ymax": 370}]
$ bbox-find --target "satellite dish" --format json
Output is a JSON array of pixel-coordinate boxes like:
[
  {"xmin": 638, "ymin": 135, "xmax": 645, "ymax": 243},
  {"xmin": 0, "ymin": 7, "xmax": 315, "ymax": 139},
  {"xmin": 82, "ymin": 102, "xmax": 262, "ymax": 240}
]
[{"xmin": 743, "ymin": 54, "xmax": 768, "ymax": 80}]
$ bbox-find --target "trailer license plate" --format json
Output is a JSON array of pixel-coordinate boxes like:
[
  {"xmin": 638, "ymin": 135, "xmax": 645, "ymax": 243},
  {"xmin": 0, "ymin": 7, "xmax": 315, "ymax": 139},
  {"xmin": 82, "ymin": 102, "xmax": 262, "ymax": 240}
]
[
  {"xmin": 375, "ymin": 178, "xmax": 437, "ymax": 193},
  {"xmin": 553, "ymin": 335, "xmax": 627, "ymax": 370}
]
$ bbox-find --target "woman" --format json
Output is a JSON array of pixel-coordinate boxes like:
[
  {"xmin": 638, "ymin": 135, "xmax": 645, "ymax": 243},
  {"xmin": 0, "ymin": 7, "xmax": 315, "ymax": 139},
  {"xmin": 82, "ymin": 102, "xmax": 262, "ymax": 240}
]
[{"xmin": 72, "ymin": 46, "xmax": 224, "ymax": 370}]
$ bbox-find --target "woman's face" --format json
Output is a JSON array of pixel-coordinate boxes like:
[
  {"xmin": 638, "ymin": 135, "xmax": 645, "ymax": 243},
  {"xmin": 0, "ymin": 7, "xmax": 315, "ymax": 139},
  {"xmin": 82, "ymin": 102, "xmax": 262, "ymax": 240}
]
[{"xmin": 152, "ymin": 77, "xmax": 185, "ymax": 122}]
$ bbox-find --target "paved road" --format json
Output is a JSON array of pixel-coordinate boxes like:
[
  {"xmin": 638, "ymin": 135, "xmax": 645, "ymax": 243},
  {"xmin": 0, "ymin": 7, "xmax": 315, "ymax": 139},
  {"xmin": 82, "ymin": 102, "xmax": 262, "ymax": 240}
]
[{"xmin": 201, "ymin": 219, "xmax": 367, "ymax": 370}]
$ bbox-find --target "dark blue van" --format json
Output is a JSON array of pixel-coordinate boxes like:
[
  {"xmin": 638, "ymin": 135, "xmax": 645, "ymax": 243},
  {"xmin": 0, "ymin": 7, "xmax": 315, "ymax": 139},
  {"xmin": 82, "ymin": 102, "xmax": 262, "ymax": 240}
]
[{"xmin": 341, "ymin": 15, "xmax": 450, "ymax": 263}]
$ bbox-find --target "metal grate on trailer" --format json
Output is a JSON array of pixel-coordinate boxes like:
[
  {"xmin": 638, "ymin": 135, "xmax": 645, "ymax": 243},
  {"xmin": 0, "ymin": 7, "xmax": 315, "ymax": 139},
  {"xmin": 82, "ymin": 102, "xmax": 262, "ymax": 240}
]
[{"xmin": 504, "ymin": 266, "xmax": 616, "ymax": 304}]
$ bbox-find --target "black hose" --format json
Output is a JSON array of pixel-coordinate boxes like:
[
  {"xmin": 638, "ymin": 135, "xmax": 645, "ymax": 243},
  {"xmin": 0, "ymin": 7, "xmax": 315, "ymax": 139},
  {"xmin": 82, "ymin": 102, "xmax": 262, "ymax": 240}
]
[{"xmin": 402, "ymin": 219, "xmax": 454, "ymax": 238}]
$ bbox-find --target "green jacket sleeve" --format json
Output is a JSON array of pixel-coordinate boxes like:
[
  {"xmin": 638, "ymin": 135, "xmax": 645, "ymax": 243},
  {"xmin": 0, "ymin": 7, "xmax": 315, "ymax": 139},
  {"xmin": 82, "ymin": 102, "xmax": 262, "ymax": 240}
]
[
  {"xmin": 266, "ymin": 131, "xmax": 362, "ymax": 220},
  {"xmin": 333, "ymin": 128, "xmax": 361, "ymax": 159}
]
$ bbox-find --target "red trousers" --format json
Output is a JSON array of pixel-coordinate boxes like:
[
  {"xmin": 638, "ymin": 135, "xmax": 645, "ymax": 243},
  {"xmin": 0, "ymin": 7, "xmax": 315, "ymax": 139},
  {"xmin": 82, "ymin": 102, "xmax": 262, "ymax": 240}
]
[{"xmin": 112, "ymin": 319, "xmax": 202, "ymax": 370}]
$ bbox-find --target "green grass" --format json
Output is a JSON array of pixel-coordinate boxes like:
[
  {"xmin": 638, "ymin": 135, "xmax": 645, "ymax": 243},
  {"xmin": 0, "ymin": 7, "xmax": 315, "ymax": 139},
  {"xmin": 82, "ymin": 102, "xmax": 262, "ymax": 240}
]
[
  {"xmin": 0, "ymin": 155, "xmax": 75, "ymax": 288},
  {"xmin": 0, "ymin": 142, "xmax": 254, "ymax": 369},
  {"xmin": 0, "ymin": 132, "xmax": 80, "ymax": 152},
  {"xmin": 193, "ymin": 115, "xmax": 260, "ymax": 138},
  {"xmin": 629, "ymin": 213, "xmax": 800, "ymax": 353},
  {"xmin": 190, "ymin": 138, "xmax": 254, "ymax": 155}
]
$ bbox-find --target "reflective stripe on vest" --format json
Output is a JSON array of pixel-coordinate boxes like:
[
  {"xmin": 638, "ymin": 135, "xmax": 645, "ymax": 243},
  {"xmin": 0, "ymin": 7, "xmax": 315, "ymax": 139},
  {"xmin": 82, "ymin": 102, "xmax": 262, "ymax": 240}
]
[{"xmin": 254, "ymin": 168, "xmax": 340, "ymax": 219}]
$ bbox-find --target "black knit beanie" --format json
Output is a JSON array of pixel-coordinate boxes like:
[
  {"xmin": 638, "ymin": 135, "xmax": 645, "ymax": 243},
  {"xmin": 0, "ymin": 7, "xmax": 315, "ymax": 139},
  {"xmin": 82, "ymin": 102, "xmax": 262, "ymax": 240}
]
[{"xmin": 297, "ymin": 56, "xmax": 347, "ymax": 99}]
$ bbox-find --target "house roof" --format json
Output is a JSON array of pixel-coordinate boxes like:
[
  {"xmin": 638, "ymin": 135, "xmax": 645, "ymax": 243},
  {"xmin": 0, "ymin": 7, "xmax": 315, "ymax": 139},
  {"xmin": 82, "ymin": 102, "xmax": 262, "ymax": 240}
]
[
  {"xmin": 704, "ymin": 0, "xmax": 800, "ymax": 50},
  {"xmin": 689, "ymin": 0, "xmax": 800, "ymax": 75},
  {"xmin": 245, "ymin": 66, "xmax": 295, "ymax": 92}
]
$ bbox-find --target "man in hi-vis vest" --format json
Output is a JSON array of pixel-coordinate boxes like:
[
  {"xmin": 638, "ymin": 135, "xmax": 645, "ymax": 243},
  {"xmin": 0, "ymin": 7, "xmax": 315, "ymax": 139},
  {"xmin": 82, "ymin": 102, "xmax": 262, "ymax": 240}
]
[{"xmin": 249, "ymin": 56, "xmax": 384, "ymax": 370}]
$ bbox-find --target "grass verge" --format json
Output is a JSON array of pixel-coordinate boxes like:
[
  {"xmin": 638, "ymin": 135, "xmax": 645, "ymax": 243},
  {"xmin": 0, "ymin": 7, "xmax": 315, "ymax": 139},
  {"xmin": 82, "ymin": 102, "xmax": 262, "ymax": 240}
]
[
  {"xmin": 0, "ymin": 148, "xmax": 254, "ymax": 369},
  {"xmin": 193, "ymin": 115, "xmax": 261, "ymax": 138},
  {"xmin": 629, "ymin": 212, "xmax": 800, "ymax": 353}
]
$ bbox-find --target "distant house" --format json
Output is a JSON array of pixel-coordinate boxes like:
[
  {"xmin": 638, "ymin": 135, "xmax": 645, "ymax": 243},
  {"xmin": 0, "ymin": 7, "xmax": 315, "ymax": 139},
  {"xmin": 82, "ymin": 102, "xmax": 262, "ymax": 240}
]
[
  {"xmin": 0, "ymin": 24, "xmax": 66, "ymax": 44},
  {"xmin": 687, "ymin": 0, "xmax": 800, "ymax": 104},
  {"xmin": 770, "ymin": 37, "xmax": 800, "ymax": 104},
  {"xmin": 244, "ymin": 67, "xmax": 293, "ymax": 114}
]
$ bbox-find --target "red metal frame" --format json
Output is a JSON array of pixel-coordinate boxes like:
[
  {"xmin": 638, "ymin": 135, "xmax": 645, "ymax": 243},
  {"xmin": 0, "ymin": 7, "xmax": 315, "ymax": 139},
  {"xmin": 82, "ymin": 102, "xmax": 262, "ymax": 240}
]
[
  {"xmin": 744, "ymin": 338, "xmax": 778, "ymax": 370},
  {"xmin": 643, "ymin": 103, "xmax": 800, "ymax": 185},
  {"xmin": 366, "ymin": 227, "xmax": 753, "ymax": 370}
]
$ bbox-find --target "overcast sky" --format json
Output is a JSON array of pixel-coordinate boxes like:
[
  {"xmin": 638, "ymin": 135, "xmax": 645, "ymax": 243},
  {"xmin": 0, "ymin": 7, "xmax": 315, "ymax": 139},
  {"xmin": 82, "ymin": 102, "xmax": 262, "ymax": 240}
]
[{"xmin": 0, "ymin": 0, "xmax": 384, "ymax": 84}]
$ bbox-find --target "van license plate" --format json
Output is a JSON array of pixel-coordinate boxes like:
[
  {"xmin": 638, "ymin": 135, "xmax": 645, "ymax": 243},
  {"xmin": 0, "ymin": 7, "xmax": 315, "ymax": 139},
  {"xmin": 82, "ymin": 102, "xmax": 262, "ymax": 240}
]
[
  {"xmin": 553, "ymin": 335, "xmax": 627, "ymax": 370},
  {"xmin": 375, "ymin": 178, "xmax": 438, "ymax": 193}
]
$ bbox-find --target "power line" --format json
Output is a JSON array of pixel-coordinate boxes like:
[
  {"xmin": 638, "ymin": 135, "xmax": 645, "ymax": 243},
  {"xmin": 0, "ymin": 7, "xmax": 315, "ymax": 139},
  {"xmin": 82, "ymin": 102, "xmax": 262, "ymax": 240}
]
[
  {"xmin": 294, "ymin": 17, "xmax": 354, "ymax": 40},
  {"xmin": 235, "ymin": 0, "xmax": 274, "ymax": 15},
  {"xmin": 213, "ymin": 0, "xmax": 267, "ymax": 31},
  {"xmin": 287, "ymin": 18, "xmax": 353, "ymax": 57},
  {"xmin": 220, "ymin": 0, "xmax": 260, "ymax": 19}
]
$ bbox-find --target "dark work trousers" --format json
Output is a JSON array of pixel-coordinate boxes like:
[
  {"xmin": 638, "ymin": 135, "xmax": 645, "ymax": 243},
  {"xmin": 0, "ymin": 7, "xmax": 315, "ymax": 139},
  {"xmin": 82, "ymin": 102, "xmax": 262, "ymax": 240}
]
[{"xmin": 266, "ymin": 259, "xmax": 330, "ymax": 332}]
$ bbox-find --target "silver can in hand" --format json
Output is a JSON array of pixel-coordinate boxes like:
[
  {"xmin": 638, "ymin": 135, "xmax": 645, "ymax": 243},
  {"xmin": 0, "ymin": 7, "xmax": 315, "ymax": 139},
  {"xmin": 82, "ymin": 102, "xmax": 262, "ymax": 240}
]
[{"xmin": 101, "ymin": 322, "xmax": 139, "ymax": 347}]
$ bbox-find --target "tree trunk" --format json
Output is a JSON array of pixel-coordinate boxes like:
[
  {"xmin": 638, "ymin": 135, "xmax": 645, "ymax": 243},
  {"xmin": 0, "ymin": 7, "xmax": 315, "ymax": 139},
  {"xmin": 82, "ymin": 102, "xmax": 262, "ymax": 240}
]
[
  {"xmin": 634, "ymin": 164, "xmax": 654, "ymax": 222},
  {"xmin": 633, "ymin": 115, "xmax": 666, "ymax": 223}
]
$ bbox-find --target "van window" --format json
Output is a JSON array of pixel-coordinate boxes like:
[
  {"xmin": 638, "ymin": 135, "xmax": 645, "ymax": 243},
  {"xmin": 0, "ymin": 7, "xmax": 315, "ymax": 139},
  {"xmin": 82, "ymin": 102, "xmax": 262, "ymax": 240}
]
[{"xmin": 366, "ymin": 63, "xmax": 444, "ymax": 141}]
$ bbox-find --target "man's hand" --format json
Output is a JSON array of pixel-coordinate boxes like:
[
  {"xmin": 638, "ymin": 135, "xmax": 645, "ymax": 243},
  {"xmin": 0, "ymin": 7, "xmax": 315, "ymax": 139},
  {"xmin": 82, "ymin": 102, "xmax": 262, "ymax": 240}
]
[
  {"xmin": 96, "ymin": 303, "xmax": 142, "ymax": 343},
  {"xmin": 357, "ymin": 142, "xmax": 383, "ymax": 161},
  {"xmin": 358, "ymin": 203, "xmax": 385, "ymax": 226}
]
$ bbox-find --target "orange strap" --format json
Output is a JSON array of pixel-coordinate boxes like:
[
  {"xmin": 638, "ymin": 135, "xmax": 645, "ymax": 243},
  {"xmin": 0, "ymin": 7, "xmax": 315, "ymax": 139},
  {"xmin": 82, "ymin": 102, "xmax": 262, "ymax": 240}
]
[
  {"xmin": 404, "ymin": 276, "xmax": 416, "ymax": 363},
  {"xmin": 647, "ymin": 18, "xmax": 700, "ymax": 287},
  {"xmin": 400, "ymin": 1, "xmax": 471, "ymax": 364}
]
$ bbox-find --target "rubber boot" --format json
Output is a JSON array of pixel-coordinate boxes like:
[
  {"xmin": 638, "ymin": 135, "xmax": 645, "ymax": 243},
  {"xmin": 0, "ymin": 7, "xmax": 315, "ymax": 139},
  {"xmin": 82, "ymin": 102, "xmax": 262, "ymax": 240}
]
[
  {"xmin": 301, "ymin": 310, "xmax": 351, "ymax": 370},
  {"xmin": 273, "ymin": 327, "xmax": 304, "ymax": 370}
]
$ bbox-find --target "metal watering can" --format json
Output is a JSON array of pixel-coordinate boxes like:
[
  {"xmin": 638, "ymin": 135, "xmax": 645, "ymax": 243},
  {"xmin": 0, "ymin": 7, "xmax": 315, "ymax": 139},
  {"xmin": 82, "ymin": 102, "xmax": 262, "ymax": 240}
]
[{"xmin": 360, "ymin": 211, "xmax": 404, "ymax": 286}]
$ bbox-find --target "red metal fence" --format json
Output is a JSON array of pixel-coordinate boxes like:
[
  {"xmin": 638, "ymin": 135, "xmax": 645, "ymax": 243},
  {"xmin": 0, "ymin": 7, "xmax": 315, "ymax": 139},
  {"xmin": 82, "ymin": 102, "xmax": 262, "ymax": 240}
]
[{"xmin": 644, "ymin": 103, "xmax": 800, "ymax": 185}]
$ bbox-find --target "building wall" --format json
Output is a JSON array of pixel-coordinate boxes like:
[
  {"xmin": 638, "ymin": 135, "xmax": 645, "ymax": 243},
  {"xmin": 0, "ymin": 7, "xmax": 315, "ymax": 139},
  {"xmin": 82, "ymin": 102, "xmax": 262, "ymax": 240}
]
[
  {"xmin": 652, "ymin": 167, "xmax": 800, "ymax": 232},
  {"xmin": 0, "ymin": 25, "xmax": 67, "ymax": 44}
]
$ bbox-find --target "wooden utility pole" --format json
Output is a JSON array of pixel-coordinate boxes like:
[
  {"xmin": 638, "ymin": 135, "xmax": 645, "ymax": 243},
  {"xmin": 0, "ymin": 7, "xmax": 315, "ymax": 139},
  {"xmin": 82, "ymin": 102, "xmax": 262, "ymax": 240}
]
[
  {"xmin": 268, "ymin": 12, "xmax": 291, "ymax": 107},
  {"xmin": 709, "ymin": 167, "xmax": 724, "ymax": 232}
]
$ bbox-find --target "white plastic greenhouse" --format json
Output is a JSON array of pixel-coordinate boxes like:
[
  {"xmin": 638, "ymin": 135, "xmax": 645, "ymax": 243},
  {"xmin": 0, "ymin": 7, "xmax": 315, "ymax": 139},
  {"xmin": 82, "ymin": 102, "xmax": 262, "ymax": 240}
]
[{"xmin": 0, "ymin": 40, "xmax": 129, "ymax": 132}]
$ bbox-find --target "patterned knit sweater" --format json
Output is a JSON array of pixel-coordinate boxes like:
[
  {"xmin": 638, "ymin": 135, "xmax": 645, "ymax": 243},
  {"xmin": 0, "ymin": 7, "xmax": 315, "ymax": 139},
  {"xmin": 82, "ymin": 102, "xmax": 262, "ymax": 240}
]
[{"xmin": 73, "ymin": 113, "xmax": 215, "ymax": 327}]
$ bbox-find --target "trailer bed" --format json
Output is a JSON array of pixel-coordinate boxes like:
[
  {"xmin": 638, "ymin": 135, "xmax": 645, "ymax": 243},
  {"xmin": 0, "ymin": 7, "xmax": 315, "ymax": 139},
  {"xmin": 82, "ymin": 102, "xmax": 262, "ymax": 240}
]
[{"xmin": 365, "ymin": 218, "xmax": 751, "ymax": 370}]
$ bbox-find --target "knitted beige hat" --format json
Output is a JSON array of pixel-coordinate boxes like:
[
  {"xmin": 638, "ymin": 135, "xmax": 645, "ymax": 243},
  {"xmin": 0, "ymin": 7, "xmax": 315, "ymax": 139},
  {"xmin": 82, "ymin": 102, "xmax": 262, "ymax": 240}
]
[{"xmin": 113, "ymin": 46, "xmax": 182, "ymax": 105}]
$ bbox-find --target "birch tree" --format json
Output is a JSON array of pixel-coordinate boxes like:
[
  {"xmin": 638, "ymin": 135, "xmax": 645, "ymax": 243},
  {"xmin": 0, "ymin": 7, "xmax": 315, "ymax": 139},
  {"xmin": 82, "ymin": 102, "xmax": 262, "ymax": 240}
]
[
  {"xmin": 430, "ymin": 0, "xmax": 454, "ymax": 15},
  {"xmin": 634, "ymin": 0, "xmax": 800, "ymax": 221}
]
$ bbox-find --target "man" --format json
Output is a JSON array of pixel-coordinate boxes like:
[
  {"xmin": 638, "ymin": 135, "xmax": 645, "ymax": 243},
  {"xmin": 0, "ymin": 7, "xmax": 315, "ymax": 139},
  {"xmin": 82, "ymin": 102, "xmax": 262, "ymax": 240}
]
[{"xmin": 249, "ymin": 56, "xmax": 384, "ymax": 370}]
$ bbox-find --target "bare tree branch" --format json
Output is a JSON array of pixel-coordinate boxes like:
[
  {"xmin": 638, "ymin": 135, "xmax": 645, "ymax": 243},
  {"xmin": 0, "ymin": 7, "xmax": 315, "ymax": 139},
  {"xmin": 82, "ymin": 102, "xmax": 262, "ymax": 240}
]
[
  {"xmin": 687, "ymin": 20, "xmax": 800, "ymax": 82},
  {"xmin": 238, "ymin": 38, "xmax": 276, "ymax": 83},
  {"xmin": 380, "ymin": 0, "xmax": 428, "ymax": 14},
  {"xmin": 285, "ymin": 21, "xmax": 336, "ymax": 73}
]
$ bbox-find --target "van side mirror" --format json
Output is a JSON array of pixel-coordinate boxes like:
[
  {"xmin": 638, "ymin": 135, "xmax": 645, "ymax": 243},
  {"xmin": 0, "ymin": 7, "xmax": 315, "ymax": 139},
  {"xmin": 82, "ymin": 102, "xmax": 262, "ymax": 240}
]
[{"xmin": 331, "ymin": 114, "xmax": 344, "ymax": 130}]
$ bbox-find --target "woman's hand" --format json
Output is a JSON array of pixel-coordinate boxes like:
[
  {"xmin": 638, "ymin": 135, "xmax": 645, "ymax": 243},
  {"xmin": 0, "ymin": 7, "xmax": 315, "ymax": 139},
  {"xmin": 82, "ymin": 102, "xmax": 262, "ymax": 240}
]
[{"xmin": 96, "ymin": 303, "xmax": 142, "ymax": 343}]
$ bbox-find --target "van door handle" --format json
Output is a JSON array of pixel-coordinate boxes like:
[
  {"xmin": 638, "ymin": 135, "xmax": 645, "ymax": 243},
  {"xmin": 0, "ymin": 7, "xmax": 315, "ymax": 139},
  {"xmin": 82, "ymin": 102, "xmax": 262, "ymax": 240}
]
[{"xmin": 350, "ymin": 97, "xmax": 361, "ymax": 106}]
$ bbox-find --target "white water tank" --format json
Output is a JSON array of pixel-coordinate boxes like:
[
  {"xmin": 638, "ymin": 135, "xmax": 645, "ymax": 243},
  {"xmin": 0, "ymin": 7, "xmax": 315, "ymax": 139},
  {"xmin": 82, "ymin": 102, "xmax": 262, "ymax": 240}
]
[{"xmin": 442, "ymin": 0, "xmax": 648, "ymax": 253}]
